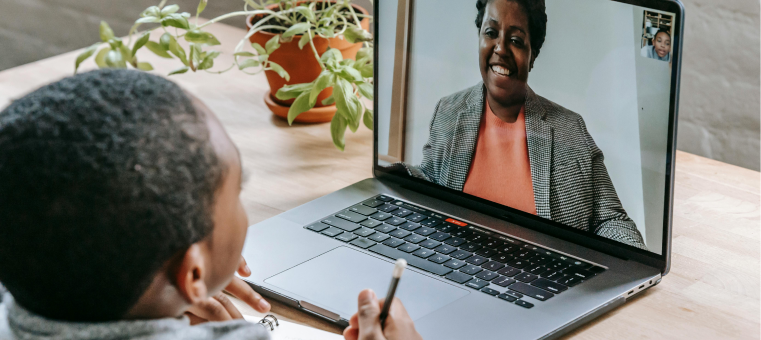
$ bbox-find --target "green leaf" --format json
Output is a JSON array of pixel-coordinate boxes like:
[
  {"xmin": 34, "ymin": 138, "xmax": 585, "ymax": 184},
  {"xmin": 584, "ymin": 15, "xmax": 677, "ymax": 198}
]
[
  {"xmin": 75, "ymin": 43, "xmax": 100, "ymax": 73},
  {"xmin": 252, "ymin": 43, "xmax": 267, "ymax": 56},
  {"xmin": 119, "ymin": 45, "xmax": 134, "ymax": 65},
  {"xmin": 234, "ymin": 51, "xmax": 256, "ymax": 57},
  {"xmin": 205, "ymin": 51, "xmax": 220, "ymax": 60},
  {"xmin": 340, "ymin": 66, "xmax": 363, "ymax": 82},
  {"xmin": 160, "ymin": 4, "xmax": 180, "ymax": 16},
  {"xmin": 359, "ymin": 61, "xmax": 373, "ymax": 78},
  {"xmin": 287, "ymin": 92, "xmax": 314, "ymax": 125},
  {"xmin": 161, "ymin": 13, "xmax": 189, "ymax": 30},
  {"xmin": 196, "ymin": 0, "xmax": 207, "ymax": 16},
  {"xmin": 349, "ymin": 97, "xmax": 362, "ymax": 132},
  {"xmin": 238, "ymin": 59, "xmax": 260, "ymax": 70},
  {"xmin": 136, "ymin": 17, "xmax": 160, "ymax": 24},
  {"xmin": 333, "ymin": 78, "xmax": 356, "ymax": 124},
  {"xmin": 357, "ymin": 82, "xmax": 373, "ymax": 100},
  {"xmin": 267, "ymin": 61, "xmax": 289, "ymax": 81},
  {"xmin": 298, "ymin": 32, "xmax": 312, "ymax": 50},
  {"xmin": 137, "ymin": 62, "xmax": 154, "ymax": 71},
  {"xmin": 184, "ymin": 29, "xmax": 221, "ymax": 45},
  {"xmin": 105, "ymin": 49, "xmax": 126, "ymax": 68},
  {"xmin": 309, "ymin": 71, "xmax": 333, "ymax": 106},
  {"xmin": 94, "ymin": 47, "xmax": 110, "ymax": 68},
  {"xmin": 160, "ymin": 33, "xmax": 172, "ymax": 50},
  {"xmin": 99, "ymin": 21, "xmax": 115, "ymax": 42},
  {"xmin": 168, "ymin": 66, "xmax": 190, "ymax": 75},
  {"xmin": 189, "ymin": 44, "xmax": 202, "ymax": 66},
  {"xmin": 145, "ymin": 41, "xmax": 172, "ymax": 58},
  {"xmin": 276, "ymin": 83, "xmax": 313, "ymax": 100},
  {"xmin": 363, "ymin": 108, "xmax": 374, "ymax": 130},
  {"xmin": 294, "ymin": 6, "xmax": 316, "ymax": 22},
  {"xmin": 197, "ymin": 56, "xmax": 214, "ymax": 70},
  {"xmin": 265, "ymin": 35, "xmax": 280, "ymax": 54},
  {"xmin": 321, "ymin": 95, "xmax": 335, "ymax": 106},
  {"xmin": 343, "ymin": 26, "xmax": 372, "ymax": 44},
  {"xmin": 330, "ymin": 114, "xmax": 347, "ymax": 151},
  {"xmin": 141, "ymin": 6, "xmax": 161, "ymax": 18},
  {"xmin": 282, "ymin": 23, "xmax": 311, "ymax": 39},
  {"xmin": 356, "ymin": 47, "xmax": 373, "ymax": 61},
  {"xmin": 132, "ymin": 32, "xmax": 151, "ymax": 57},
  {"xmin": 167, "ymin": 36, "xmax": 188, "ymax": 65},
  {"xmin": 320, "ymin": 48, "xmax": 342, "ymax": 64}
]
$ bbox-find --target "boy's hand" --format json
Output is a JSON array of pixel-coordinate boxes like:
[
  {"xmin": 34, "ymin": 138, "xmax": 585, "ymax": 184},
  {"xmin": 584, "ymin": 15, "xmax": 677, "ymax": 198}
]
[
  {"xmin": 343, "ymin": 289, "xmax": 423, "ymax": 340},
  {"xmin": 186, "ymin": 257, "xmax": 271, "ymax": 324}
]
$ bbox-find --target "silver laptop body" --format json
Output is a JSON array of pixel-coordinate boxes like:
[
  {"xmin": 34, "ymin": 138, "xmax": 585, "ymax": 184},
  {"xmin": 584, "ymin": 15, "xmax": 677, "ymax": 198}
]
[{"xmin": 241, "ymin": 0, "xmax": 684, "ymax": 338}]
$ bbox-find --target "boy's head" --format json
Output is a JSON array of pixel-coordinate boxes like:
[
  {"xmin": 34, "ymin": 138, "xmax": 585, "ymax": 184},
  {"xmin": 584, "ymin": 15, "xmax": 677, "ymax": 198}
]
[{"xmin": 0, "ymin": 69, "xmax": 249, "ymax": 321}]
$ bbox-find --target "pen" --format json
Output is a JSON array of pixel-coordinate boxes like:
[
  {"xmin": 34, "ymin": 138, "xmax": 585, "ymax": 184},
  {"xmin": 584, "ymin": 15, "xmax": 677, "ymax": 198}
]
[{"xmin": 380, "ymin": 258, "xmax": 407, "ymax": 329}]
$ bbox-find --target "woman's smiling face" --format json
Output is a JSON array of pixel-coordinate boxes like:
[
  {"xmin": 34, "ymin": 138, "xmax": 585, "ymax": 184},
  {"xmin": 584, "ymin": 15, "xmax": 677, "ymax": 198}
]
[{"xmin": 479, "ymin": 0, "xmax": 533, "ymax": 106}]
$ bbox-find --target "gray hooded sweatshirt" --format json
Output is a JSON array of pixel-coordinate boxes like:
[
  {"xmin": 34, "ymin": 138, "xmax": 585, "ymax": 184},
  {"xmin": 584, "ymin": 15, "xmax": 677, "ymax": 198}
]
[{"xmin": 0, "ymin": 286, "xmax": 271, "ymax": 340}]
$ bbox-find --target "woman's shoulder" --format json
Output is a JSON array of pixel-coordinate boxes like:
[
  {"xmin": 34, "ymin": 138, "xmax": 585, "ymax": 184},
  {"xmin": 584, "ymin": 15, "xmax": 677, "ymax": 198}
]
[
  {"xmin": 531, "ymin": 93, "xmax": 586, "ymax": 127},
  {"xmin": 434, "ymin": 83, "xmax": 484, "ymax": 115}
]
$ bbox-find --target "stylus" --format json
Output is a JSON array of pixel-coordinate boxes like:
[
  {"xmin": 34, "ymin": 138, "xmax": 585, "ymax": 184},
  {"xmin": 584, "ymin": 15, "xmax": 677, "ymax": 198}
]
[{"xmin": 380, "ymin": 258, "xmax": 407, "ymax": 329}]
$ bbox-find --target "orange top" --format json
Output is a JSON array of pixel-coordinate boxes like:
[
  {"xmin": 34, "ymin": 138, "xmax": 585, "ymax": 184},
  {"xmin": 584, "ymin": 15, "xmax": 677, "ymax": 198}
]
[{"xmin": 462, "ymin": 102, "xmax": 537, "ymax": 215}]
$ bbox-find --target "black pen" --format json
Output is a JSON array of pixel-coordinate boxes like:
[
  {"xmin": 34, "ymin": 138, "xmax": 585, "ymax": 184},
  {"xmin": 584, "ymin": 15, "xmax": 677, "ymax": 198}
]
[{"xmin": 380, "ymin": 258, "xmax": 407, "ymax": 329}]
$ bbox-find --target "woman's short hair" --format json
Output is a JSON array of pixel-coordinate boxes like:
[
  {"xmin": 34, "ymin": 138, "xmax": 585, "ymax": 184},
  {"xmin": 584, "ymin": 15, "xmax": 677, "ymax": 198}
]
[
  {"xmin": 655, "ymin": 29, "xmax": 671, "ymax": 39},
  {"xmin": 475, "ymin": 0, "xmax": 548, "ymax": 60}
]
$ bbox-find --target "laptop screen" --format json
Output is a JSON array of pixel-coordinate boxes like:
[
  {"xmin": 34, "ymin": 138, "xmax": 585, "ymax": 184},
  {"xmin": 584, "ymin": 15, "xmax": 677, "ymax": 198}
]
[{"xmin": 376, "ymin": 0, "xmax": 680, "ymax": 255}]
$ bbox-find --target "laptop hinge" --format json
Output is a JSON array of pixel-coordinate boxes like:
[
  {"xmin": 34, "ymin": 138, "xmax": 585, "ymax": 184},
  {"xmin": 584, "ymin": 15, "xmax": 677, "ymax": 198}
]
[{"xmin": 299, "ymin": 300, "xmax": 341, "ymax": 322}]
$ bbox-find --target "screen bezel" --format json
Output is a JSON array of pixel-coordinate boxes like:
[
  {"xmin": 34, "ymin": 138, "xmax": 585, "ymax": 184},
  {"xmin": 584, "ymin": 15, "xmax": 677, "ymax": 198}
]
[{"xmin": 372, "ymin": 0, "xmax": 685, "ymax": 273}]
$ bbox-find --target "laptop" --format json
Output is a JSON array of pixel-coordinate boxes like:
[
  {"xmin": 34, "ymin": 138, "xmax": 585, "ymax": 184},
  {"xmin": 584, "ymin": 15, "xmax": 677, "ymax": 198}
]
[{"xmin": 241, "ymin": 0, "xmax": 684, "ymax": 338}]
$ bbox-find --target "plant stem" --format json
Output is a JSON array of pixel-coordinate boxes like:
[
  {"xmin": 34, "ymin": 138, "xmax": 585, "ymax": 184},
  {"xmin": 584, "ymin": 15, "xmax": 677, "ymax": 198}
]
[{"xmin": 307, "ymin": 27, "xmax": 325, "ymax": 69}]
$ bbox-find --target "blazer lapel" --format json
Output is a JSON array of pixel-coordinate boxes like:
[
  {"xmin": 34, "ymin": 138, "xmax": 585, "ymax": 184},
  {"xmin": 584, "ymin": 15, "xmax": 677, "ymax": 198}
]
[
  {"xmin": 444, "ymin": 83, "xmax": 484, "ymax": 190},
  {"xmin": 524, "ymin": 86, "xmax": 553, "ymax": 219}
]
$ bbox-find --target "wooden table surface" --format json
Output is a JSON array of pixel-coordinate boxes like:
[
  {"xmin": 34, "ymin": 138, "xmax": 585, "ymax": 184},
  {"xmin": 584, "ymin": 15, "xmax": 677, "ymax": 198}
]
[{"xmin": 0, "ymin": 20, "xmax": 758, "ymax": 340}]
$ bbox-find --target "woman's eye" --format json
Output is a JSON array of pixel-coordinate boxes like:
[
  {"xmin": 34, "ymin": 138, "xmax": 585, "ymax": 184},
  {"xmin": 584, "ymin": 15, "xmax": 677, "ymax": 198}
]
[
  {"xmin": 484, "ymin": 28, "xmax": 497, "ymax": 38},
  {"xmin": 511, "ymin": 37, "xmax": 524, "ymax": 46}
]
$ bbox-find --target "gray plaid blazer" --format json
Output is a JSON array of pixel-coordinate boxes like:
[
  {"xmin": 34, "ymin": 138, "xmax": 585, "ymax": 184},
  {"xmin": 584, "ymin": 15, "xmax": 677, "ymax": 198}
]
[{"xmin": 403, "ymin": 83, "xmax": 647, "ymax": 250}]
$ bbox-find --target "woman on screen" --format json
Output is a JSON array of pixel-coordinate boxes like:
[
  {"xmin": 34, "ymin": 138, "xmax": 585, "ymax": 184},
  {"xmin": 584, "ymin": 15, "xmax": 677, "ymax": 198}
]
[
  {"xmin": 641, "ymin": 29, "xmax": 671, "ymax": 61},
  {"xmin": 404, "ymin": 0, "xmax": 647, "ymax": 250}
]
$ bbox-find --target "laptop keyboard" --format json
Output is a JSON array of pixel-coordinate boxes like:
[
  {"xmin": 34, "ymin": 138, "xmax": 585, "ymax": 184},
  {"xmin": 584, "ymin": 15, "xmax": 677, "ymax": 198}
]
[{"xmin": 304, "ymin": 195, "xmax": 606, "ymax": 309}]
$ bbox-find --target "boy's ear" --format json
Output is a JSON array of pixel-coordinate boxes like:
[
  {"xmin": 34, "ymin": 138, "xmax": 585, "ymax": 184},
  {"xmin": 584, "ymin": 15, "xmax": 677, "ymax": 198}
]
[{"xmin": 175, "ymin": 243, "xmax": 209, "ymax": 304}]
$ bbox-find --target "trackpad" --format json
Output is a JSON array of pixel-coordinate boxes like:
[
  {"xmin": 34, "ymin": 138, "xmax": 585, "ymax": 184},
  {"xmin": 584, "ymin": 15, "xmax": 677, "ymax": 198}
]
[{"xmin": 264, "ymin": 247, "xmax": 469, "ymax": 320}]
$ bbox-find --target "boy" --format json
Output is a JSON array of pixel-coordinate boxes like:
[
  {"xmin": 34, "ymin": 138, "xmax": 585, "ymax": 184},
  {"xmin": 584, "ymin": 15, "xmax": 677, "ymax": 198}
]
[{"xmin": 0, "ymin": 69, "xmax": 422, "ymax": 340}]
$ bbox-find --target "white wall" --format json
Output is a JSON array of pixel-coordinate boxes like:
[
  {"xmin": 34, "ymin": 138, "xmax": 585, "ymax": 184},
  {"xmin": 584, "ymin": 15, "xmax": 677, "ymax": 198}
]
[{"xmin": 378, "ymin": 0, "xmax": 676, "ymax": 253}]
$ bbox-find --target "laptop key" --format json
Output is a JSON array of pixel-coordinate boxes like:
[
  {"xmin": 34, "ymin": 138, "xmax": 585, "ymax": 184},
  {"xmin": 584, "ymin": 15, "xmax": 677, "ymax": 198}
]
[
  {"xmin": 321, "ymin": 227, "xmax": 344, "ymax": 237},
  {"xmin": 475, "ymin": 247, "xmax": 497, "ymax": 257},
  {"xmin": 589, "ymin": 266, "xmax": 606, "ymax": 274},
  {"xmin": 397, "ymin": 243, "xmax": 421, "ymax": 253},
  {"xmin": 419, "ymin": 239, "xmax": 441, "ymax": 249},
  {"xmin": 385, "ymin": 217, "xmax": 407, "ymax": 226},
  {"xmin": 444, "ymin": 236, "xmax": 466, "ymax": 247},
  {"xmin": 527, "ymin": 264, "xmax": 549, "ymax": 275},
  {"xmin": 513, "ymin": 250, "xmax": 536, "ymax": 260},
  {"xmin": 360, "ymin": 219, "xmax": 383, "ymax": 229},
  {"xmin": 492, "ymin": 253, "xmax": 514, "ymax": 263},
  {"xmin": 557, "ymin": 275, "xmax": 583, "ymax": 287},
  {"xmin": 465, "ymin": 278, "xmax": 490, "ymax": 290},
  {"xmin": 428, "ymin": 254, "xmax": 450, "ymax": 264},
  {"xmin": 529, "ymin": 255, "xmax": 552, "ymax": 266},
  {"xmin": 506, "ymin": 259, "xmax": 530, "ymax": 269},
  {"xmin": 449, "ymin": 249, "xmax": 473, "ymax": 260},
  {"xmin": 460, "ymin": 264, "xmax": 483, "ymax": 275},
  {"xmin": 509, "ymin": 282, "xmax": 554, "ymax": 301},
  {"xmin": 370, "ymin": 212, "xmax": 393, "ymax": 221},
  {"xmin": 413, "ymin": 226, "xmax": 436, "ymax": 236},
  {"xmin": 335, "ymin": 232, "xmax": 358, "ymax": 242},
  {"xmin": 376, "ymin": 195, "xmax": 395, "ymax": 202},
  {"xmin": 404, "ymin": 234, "xmax": 427, "ymax": 244},
  {"xmin": 391, "ymin": 208, "xmax": 414, "ymax": 217},
  {"xmin": 544, "ymin": 271, "xmax": 567, "ymax": 280},
  {"xmin": 389, "ymin": 229, "xmax": 411, "ymax": 239},
  {"xmin": 306, "ymin": 222, "xmax": 330, "ymax": 232},
  {"xmin": 398, "ymin": 221, "xmax": 421, "ymax": 231},
  {"xmin": 362, "ymin": 199, "xmax": 385, "ymax": 208},
  {"xmin": 367, "ymin": 233, "xmax": 390, "ymax": 243},
  {"xmin": 377, "ymin": 204, "xmax": 399, "ymax": 213},
  {"xmin": 460, "ymin": 242, "xmax": 483, "ymax": 252},
  {"xmin": 514, "ymin": 300, "xmax": 534, "ymax": 308},
  {"xmin": 515, "ymin": 272, "xmax": 538, "ymax": 283},
  {"xmin": 493, "ymin": 276, "xmax": 516, "ymax": 287},
  {"xmin": 497, "ymin": 266, "xmax": 521, "ymax": 277},
  {"xmin": 322, "ymin": 217, "xmax": 361, "ymax": 232},
  {"xmin": 434, "ymin": 244, "xmax": 457, "ymax": 255},
  {"xmin": 465, "ymin": 255, "xmax": 489, "ymax": 266},
  {"xmin": 452, "ymin": 229, "xmax": 474, "ymax": 239},
  {"xmin": 407, "ymin": 213, "xmax": 428, "ymax": 223},
  {"xmin": 413, "ymin": 248, "xmax": 435, "ymax": 258},
  {"xmin": 436, "ymin": 223, "xmax": 457, "ymax": 233},
  {"xmin": 563, "ymin": 267, "xmax": 595, "ymax": 280},
  {"xmin": 429, "ymin": 232, "xmax": 451, "ymax": 242},
  {"xmin": 481, "ymin": 287, "xmax": 500, "ymax": 296},
  {"xmin": 368, "ymin": 244, "xmax": 452, "ymax": 276},
  {"xmin": 349, "ymin": 205, "xmax": 378, "ymax": 216},
  {"xmin": 445, "ymin": 271, "xmax": 472, "ymax": 284},
  {"xmin": 375, "ymin": 224, "xmax": 397, "ymax": 234},
  {"xmin": 497, "ymin": 244, "xmax": 520, "ymax": 254},
  {"xmin": 349, "ymin": 238, "xmax": 376, "ymax": 249},
  {"xmin": 497, "ymin": 293, "xmax": 517, "ymax": 302},
  {"xmin": 421, "ymin": 218, "xmax": 442, "ymax": 228},
  {"xmin": 353, "ymin": 227, "xmax": 375, "ymax": 237},
  {"xmin": 382, "ymin": 238, "xmax": 405, "ymax": 248},
  {"xmin": 531, "ymin": 278, "xmax": 568, "ymax": 294},
  {"xmin": 475, "ymin": 270, "xmax": 499, "ymax": 281},
  {"xmin": 483, "ymin": 238, "xmax": 505, "ymax": 249},
  {"xmin": 482, "ymin": 261, "xmax": 506, "ymax": 272},
  {"xmin": 443, "ymin": 259, "xmax": 467, "ymax": 269}
]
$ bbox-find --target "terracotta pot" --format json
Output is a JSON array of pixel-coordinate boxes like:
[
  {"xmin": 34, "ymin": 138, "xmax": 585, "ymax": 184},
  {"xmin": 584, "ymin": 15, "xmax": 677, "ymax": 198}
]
[{"xmin": 247, "ymin": 2, "xmax": 370, "ymax": 123}]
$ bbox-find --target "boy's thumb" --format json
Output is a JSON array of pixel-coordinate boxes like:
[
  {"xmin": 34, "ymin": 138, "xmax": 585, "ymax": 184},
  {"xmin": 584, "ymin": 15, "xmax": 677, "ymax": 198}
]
[{"xmin": 357, "ymin": 289, "xmax": 383, "ymax": 339}]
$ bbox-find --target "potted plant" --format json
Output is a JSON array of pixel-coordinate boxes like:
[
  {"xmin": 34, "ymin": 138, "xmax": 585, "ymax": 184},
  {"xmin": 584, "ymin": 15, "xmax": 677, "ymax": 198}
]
[{"xmin": 74, "ymin": 0, "xmax": 374, "ymax": 151}]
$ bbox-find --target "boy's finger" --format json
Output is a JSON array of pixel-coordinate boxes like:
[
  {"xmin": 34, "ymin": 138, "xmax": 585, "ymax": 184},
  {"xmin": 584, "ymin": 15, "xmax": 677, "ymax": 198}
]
[
  {"xmin": 214, "ymin": 293, "xmax": 243, "ymax": 319},
  {"xmin": 188, "ymin": 297, "xmax": 233, "ymax": 321},
  {"xmin": 225, "ymin": 277, "xmax": 271, "ymax": 313},
  {"xmin": 356, "ymin": 289, "xmax": 384, "ymax": 340},
  {"xmin": 349, "ymin": 312, "xmax": 359, "ymax": 328},
  {"xmin": 237, "ymin": 257, "xmax": 251, "ymax": 277},
  {"xmin": 343, "ymin": 326, "xmax": 359, "ymax": 340}
]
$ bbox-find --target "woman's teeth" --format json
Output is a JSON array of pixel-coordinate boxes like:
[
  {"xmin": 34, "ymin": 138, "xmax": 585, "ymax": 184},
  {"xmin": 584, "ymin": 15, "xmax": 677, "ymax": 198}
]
[{"xmin": 491, "ymin": 65, "xmax": 511, "ymax": 76}]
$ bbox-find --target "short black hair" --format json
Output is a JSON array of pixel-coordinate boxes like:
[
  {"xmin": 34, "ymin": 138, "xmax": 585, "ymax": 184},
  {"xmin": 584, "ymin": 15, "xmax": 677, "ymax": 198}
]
[
  {"xmin": 0, "ymin": 69, "xmax": 224, "ymax": 321},
  {"xmin": 475, "ymin": 0, "xmax": 548, "ymax": 60}
]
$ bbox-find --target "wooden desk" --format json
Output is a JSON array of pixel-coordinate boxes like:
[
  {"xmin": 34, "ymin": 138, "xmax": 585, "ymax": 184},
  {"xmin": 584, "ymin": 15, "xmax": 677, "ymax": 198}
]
[{"xmin": 0, "ymin": 20, "xmax": 757, "ymax": 340}]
